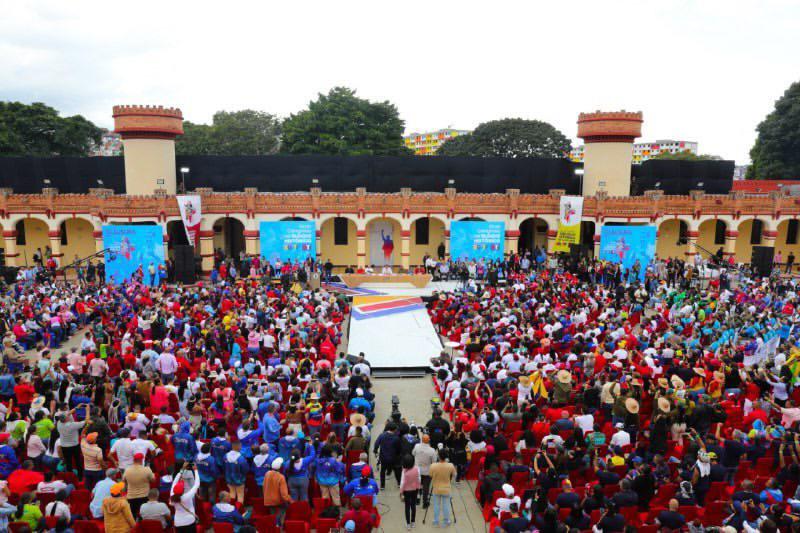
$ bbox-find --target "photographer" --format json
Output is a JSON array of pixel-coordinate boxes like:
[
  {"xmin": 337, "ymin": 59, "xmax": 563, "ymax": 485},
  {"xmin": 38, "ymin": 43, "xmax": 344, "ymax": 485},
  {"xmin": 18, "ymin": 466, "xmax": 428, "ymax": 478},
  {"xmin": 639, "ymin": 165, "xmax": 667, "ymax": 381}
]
[
  {"xmin": 425, "ymin": 408, "xmax": 451, "ymax": 449},
  {"xmin": 373, "ymin": 422, "xmax": 401, "ymax": 489}
]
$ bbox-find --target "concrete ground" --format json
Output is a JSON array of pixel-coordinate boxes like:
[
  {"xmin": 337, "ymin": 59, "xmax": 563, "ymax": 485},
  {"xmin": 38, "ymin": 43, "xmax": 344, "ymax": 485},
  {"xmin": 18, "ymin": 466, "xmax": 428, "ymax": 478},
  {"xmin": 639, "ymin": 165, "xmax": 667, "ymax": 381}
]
[{"xmin": 371, "ymin": 377, "xmax": 486, "ymax": 532}]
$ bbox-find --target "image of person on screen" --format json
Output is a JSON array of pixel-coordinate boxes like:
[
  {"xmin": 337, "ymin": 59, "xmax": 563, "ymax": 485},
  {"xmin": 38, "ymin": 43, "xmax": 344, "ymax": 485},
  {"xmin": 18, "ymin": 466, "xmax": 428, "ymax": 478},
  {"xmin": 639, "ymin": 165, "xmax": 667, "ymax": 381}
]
[{"xmin": 381, "ymin": 229, "xmax": 394, "ymax": 265}]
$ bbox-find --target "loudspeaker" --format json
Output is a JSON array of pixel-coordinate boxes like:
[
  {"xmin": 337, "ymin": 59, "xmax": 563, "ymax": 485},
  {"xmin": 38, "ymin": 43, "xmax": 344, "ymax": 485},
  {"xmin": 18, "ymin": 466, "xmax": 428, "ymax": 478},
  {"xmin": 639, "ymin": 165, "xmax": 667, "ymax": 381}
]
[
  {"xmin": 0, "ymin": 266, "xmax": 18, "ymax": 284},
  {"xmin": 173, "ymin": 245, "xmax": 196, "ymax": 284},
  {"xmin": 751, "ymin": 246, "xmax": 774, "ymax": 277}
]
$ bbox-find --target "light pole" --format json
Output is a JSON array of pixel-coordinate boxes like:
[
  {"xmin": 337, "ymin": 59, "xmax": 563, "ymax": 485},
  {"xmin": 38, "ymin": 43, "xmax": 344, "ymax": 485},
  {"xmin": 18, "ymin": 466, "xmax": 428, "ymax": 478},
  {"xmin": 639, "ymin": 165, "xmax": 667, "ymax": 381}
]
[
  {"xmin": 574, "ymin": 168, "xmax": 585, "ymax": 196},
  {"xmin": 179, "ymin": 167, "xmax": 190, "ymax": 193}
]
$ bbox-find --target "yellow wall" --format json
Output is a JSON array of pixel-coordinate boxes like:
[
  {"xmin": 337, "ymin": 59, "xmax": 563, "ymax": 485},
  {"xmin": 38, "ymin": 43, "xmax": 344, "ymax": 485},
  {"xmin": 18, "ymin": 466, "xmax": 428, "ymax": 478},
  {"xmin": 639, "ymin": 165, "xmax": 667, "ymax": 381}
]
[
  {"xmin": 735, "ymin": 220, "xmax": 757, "ymax": 263},
  {"xmin": 409, "ymin": 218, "xmax": 445, "ymax": 265},
  {"xmin": 656, "ymin": 219, "xmax": 687, "ymax": 259},
  {"xmin": 697, "ymin": 220, "xmax": 724, "ymax": 256},
  {"xmin": 775, "ymin": 220, "xmax": 800, "ymax": 259},
  {"xmin": 583, "ymin": 142, "xmax": 633, "ymax": 196},
  {"xmin": 62, "ymin": 219, "xmax": 96, "ymax": 263},
  {"xmin": 319, "ymin": 218, "xmax": 358, "ymax": 269},
  {"xmin": 16, "ymin": 219, "xmax": 50, "ymax": 266},
  {"xmin": 122, "ymin": 138, "xmax": 177, "ymax": 195}
]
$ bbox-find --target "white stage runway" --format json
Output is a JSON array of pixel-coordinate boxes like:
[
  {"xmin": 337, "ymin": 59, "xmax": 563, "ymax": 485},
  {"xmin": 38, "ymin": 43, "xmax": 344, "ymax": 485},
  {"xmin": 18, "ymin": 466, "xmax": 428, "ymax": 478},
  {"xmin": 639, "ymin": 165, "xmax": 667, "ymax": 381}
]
[{"xmin": 348, "ymin": 295, "xmax": 442, "ymax": 370}]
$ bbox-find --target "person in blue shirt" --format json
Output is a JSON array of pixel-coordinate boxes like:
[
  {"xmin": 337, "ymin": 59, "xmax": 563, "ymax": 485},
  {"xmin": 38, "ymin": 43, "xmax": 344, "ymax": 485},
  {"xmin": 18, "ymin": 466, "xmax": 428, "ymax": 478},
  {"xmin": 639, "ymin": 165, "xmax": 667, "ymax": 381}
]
[
  {"xmin": 212, "ymin": 490, "xmax": 250, "ymax": 531},
  {"xmin": 285, "ymin": 445, "xmax": 316, "ymax": 502},
  {"xmin": 348, "ymin": 389, "xmax": 372, "ymax": 413},
  {"xmin": 315, "ymin": 445, "xmax": 346, "ymax": 506},
  {"xmin": 343, "ymin": 465, "xmax": 380, "ymax": 506},
  {"xmin": 252, "ymin": 444, "xmax": 278, "ymax": 488},
  {"xmin": 0, "ymin": 437, "xmax": 20, "ymax": 478},
  {"xmin": 262, "ymin": 403, "xmax": 281, "ymax": 446},
  {"xmin": 0, "ymin": 372, "xmax": 16, "ymax": 401},
  {"xmin": 211, "ymin": 427, "xmax": 232, "ymax": 467},
  {"xmin": 224, "ymin": 441, "xmax": 250, "ymax": 505},
  {"xmin": 195, "ymin": 443, "xmax": 221, "ymax": 502},
  {"xmin": 171, "ymin": 421, "xmax": 197, "ymax": 469}
]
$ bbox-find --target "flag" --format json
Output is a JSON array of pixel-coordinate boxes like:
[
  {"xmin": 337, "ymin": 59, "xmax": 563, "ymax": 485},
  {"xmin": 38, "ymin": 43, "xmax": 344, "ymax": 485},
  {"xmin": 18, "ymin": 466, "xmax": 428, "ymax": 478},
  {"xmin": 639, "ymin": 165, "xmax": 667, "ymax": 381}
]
[
  {"xmin": 176, "ymin": 195, "xmax": 202, "ymax": 246},
  {"xmin": 554, "ymin": 196, "xmax": 584, "ymax": 253}
]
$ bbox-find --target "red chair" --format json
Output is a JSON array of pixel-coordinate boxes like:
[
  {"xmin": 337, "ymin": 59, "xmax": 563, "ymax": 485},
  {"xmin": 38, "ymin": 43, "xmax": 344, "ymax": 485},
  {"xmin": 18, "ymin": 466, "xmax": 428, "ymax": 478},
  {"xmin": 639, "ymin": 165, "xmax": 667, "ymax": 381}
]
[
  {"xmin": 45, "ymin": 516, "xmax": 59, "ymax": 529},
  {"xmin": 638, "ymin": 525, "xmax": 659, "ymax": 533},
  {"xmin": 285, "ymin": 500, "xmax": 312, "ymax": 522},
  {"xmin": 134, "ymin": 520, "xmax": 165, "ymax": 533},
  {"xmin": 356, "ymin": 495, "xmax": 374, "ymax": 513},
  {"xmin": 69, "ymin": 489, "xmax": 92, "ymax": 518},
  {"xmin": 755, "ymin": 456, "xmax": 774, "ymax": 476},
  {"xmin": 37, "ymin": 491, "xmax": 57, "ymax": 511},
  {"xmin": 251, "ymin": 515, "xmax": 279, "ymax": 533},
  {"xmin": 212, "ymin": 523, "xmax": 235, "ymax": 533},
  {"xmin": 73, "ymin": 521, "xmax": 105, "ymax": 533},
  {"xmin": 703, "ymin": 500, "xmax": 728, "ymax": 525},
  {"xmin": 56, "ymin": 471, "xmax": 83, "ymax": 488},
  {"xmin": 317, "ymin": 517, "xmax": 338, "ymax": 533},
  {"xmin": 465, "ymin": 451, "xmax": 487, "ymax": 480},
  {"xmin": 248, "ymin": 496, "xmax": 268, "ymax": 516},
  {"xmin": 284, "ymin": 520, "xmax": 311, "ymax": 533},
  {"xmin": 9, "ymin": 523, "xmax": 30, "ymax": 533},
  {"xmin": 678, "ymin": 505, "xmax": 698, "ymax": 522}
]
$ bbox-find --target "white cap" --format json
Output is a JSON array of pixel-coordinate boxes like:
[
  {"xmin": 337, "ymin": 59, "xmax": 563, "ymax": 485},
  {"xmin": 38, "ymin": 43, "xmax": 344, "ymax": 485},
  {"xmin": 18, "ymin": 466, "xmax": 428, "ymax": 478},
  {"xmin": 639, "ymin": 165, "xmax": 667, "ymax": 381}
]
[
  {"xmin": 271, "ymin": 457, "xmax": 284, "ymax": 470},
  {"xmin": 356, "ymin": 388, "xmax": 364, "ymax": 396}
]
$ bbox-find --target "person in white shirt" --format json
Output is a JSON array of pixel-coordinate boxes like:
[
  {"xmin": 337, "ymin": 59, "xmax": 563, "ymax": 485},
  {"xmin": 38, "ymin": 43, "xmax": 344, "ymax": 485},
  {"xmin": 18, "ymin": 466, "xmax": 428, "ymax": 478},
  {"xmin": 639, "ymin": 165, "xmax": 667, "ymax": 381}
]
[
  {"xmin": 171, "ymin": 465, "xmax": 201, "ymax": 530},
  {"xmin": 609, "ymin": 423, "xmax": 631, "ymax": 448}
]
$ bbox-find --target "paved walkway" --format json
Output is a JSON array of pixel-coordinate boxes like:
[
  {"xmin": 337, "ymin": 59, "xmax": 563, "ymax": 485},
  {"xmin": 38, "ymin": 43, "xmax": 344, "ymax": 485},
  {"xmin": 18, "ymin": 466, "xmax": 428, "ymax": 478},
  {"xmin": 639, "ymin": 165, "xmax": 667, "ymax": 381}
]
[{"xmin": 371, "ymin": 377, "xmax": 485, "ymax": 532}]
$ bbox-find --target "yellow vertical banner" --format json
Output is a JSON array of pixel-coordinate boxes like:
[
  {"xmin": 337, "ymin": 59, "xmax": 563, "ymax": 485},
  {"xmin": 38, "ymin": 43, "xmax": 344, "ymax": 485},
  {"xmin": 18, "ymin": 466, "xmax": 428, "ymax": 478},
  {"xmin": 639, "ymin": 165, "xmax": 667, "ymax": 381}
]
[{"xmin": 553, "ymin": 196, "xmax": 583, "ymax": 253}]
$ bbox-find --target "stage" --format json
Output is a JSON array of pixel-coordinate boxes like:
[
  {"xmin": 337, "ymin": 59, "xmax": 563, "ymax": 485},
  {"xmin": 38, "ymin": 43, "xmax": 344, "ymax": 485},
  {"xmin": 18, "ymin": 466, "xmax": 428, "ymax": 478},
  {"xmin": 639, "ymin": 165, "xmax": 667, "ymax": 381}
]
[
  {"xmin": 347, "ymin": 295, "xmax": 442, "ymax": 372},
  {"xmin": 339, "ymin": 273, "xmax": 432, "ymax": 288}
]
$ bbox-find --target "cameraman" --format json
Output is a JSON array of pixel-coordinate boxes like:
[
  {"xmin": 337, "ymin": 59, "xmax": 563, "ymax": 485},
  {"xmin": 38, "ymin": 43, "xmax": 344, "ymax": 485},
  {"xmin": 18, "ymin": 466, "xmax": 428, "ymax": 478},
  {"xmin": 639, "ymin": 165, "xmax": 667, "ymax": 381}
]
[
  {"xmin": 373, "ymin": 422, "xmax": 401, "ymax": 490},
  {"xmin": 425, "ymin": 409, "xmax": 451, "ymax": 449}
]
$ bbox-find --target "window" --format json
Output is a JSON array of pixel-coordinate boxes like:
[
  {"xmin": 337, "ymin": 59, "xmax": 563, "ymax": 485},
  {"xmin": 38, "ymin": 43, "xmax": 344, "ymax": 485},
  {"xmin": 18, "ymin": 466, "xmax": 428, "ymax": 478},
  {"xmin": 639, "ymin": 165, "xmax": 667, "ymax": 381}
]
[
  {"xmin": 787, "ymin": 219, "xmax": 799, "ymax": 245},
  {"xmin": 415, "ymin": 217, "xmax": 430, "ymax": 245},
  {"xmin": 679, "ymin": 221, "xmax": 689, "ymax": 243},
  {"xmin": 714, "ymin": 220, "xmax": 725, "ymax": 245},
  {"xmin": 60, "ymin": 222, "xmax": 68, "ymax": 246},
  {"xmin": 15, "ymin": 220, "xmax": 25, "ymax": 246},
  {"xmin": 750, "ymin": 219, "xmax": 763, "ymax": 245},
  {"xmin": 334, "ymin": 217, "xmax": 349, "ymax": 245}
]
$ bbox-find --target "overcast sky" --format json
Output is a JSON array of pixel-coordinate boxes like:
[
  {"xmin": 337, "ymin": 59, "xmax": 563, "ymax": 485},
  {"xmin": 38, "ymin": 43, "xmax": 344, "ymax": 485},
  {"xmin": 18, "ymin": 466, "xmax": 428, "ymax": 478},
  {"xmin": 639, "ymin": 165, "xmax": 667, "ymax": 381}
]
[{"xmin": 2, "ymin": 0, "xmax": 798, "ymax": 164}]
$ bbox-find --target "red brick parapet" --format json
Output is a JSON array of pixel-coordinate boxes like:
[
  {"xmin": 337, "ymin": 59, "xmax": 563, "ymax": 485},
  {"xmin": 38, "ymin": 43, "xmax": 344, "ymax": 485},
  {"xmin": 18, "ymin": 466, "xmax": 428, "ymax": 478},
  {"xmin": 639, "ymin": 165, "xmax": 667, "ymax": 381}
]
[
  {"xmin": 113, "ymin": 104, "xmax": 184, "ymax": 140},
  {"xmin": 577, "ymin": 111, "xmax": 643, "ymax": 143}
]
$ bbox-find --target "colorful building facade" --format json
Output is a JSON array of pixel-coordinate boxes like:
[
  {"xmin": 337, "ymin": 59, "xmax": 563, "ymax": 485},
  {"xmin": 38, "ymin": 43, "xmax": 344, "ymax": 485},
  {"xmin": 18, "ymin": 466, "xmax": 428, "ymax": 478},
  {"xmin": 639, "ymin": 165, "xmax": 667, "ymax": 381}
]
[
  {"xmin": 570, "ymin": 139, "xmax": 698, "ymax": 164},
  {"xmin": 403, "ymin": 128, "xmax": 470, "ymax": 155}
]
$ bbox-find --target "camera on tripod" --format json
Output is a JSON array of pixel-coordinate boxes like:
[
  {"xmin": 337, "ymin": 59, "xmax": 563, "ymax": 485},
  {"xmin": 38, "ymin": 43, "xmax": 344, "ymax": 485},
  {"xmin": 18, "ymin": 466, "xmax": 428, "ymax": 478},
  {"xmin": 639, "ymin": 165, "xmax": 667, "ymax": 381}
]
[{"xmin": 391, "ymin": 395, "xmax": 400, "ymax": 414}]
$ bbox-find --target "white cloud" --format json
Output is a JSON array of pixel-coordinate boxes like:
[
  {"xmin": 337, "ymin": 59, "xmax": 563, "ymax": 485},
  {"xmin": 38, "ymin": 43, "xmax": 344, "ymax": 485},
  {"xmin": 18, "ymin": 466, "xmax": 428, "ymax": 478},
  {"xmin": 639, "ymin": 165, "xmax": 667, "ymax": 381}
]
[{"xmin": 1, "ymin": 0, "xmax": 798, "ymax": 164}]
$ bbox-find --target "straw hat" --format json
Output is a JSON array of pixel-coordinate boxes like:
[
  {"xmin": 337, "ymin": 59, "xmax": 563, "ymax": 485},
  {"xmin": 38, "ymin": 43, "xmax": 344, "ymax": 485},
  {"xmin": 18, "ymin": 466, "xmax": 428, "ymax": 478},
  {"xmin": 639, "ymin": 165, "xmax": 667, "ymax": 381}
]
[
  {"xmin": 556, "ymin": 370, "xmax": 572, "ymax": 384},
  {"xmin": 31, "ymin": 396, "xmax": 45, "ymax": 410},
  {"xmin": 350, "ymin": 412, "xmax": 367, "ymax": 427},
  {"xmin": 631, "ymin": 378, "xmax": 644, "ymax": 388},
  {"xmin": 713, "ymin": 370, "xmax": 726, "ymax": 382},
  {"xmin": 693, "ymin": 368, "xmax": 706, "ymax": 378},
  {"xmin": 519, "ymin": 375, "xmax": 531, "ymax": 387},
  {"xmin": 670, "ymin": 375, "xmax": 686, "ymax": 389},
  {"xmin": 657, "ymin": 397, "xmax": 671, "ymax": 413},
  {"xmin": 657, "ymin": 378, "xmax": 669, "ymax": 389},
  {"xmin": 625, "ymin": 398, "xmax": 640, "ymax": 414}
]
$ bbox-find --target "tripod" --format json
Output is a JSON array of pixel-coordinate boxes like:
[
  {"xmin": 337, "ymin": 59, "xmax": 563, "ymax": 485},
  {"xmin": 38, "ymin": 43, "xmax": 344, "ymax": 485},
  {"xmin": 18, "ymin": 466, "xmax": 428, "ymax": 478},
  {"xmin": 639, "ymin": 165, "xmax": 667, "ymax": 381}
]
[{"xmin": 421, "ymin": 486, "xmax": 457, "ymax": 525}]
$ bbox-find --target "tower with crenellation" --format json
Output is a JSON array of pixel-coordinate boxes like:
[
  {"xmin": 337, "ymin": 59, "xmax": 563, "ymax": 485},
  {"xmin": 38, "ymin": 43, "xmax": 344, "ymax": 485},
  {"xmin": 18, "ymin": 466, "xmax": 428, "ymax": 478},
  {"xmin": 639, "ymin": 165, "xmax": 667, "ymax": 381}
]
[{"xmin": 577, "ymin": 111, "xmax": 643, "ymax": 196}]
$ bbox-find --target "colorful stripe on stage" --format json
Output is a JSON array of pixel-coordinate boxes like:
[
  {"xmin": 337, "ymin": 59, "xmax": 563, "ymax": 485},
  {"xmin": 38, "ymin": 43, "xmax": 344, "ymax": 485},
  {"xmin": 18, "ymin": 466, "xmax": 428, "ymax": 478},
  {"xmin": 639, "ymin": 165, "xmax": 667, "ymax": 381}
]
[
  {"xmin": 322, "ymin": 282, "xmax": 383, "ymax": 296},
  {"xmin": 351, "ymin": 295, "xmax": 426, "ymax": 320}
]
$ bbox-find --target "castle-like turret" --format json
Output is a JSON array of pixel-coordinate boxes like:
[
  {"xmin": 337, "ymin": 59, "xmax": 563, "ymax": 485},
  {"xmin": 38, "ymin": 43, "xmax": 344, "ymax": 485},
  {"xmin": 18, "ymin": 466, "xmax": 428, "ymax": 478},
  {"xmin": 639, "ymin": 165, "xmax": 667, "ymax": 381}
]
[{"xmin": 577, "ymin": 111, "xmax": 643, "ymax": 196}]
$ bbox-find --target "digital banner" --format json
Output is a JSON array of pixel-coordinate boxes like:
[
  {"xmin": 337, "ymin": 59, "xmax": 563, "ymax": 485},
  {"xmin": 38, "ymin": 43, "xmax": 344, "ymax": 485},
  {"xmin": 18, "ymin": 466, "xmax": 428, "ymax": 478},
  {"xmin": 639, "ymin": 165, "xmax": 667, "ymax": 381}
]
[
  {"xmin": 450, "ymin": 221, "xmax": 505, "ymax": 262},
  {"xmin": 553, "ymin": 195, "xmax": 584, "ymax": 253},
  {"xmin": 599, "ymin": 225, "xmax": 657, "ymax": 281},
  {"xmin": 102, "ymin": 225, "xmax": 165, "ymax": 286},
  {"xmin": 369, "ymin": 220, "xmax": 395, "ymax": 266},
  {"xmin": 259, "ymin": 221, "xmax": 316, "ymax": 264},
  {"xmin": 176, "ymin": 195, "xmax": 202, "ymax": 246}
]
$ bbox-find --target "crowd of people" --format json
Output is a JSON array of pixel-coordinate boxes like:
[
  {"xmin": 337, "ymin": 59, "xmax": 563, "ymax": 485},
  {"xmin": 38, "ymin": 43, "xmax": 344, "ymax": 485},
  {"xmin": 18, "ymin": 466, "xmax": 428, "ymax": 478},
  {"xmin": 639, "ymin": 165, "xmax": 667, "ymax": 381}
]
[
  {"xmin": 0, "ymin": 258, "xmax": 389, "ymax": 533},
  {"xmin": 423, "ymin": 251, "xmax": 800, "ymax": 532}
]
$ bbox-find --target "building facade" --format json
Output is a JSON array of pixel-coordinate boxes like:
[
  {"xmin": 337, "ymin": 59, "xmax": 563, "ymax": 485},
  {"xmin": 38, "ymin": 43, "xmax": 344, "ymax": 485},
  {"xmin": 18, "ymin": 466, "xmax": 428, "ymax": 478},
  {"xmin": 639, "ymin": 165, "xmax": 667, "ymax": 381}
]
[
  {"xmin": 0, "ymin": 106, "xmax": 788, "ymax": 276},
  {"xmin": 403, "ymin": 128, "xmax": 470, "ymax": 155},
  {"xmin": 570, "ymin": 139, "xmax": 698, "ymax": 164}
]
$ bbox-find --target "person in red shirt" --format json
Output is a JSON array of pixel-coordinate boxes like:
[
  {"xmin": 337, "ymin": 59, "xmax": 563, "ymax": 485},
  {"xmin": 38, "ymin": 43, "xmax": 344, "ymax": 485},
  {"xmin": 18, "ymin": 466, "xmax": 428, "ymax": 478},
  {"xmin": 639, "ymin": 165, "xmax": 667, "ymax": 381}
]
[
  {"xmin": 14, "ymin": 377, "xmax": 35, "ymax": 417},
  {"xmin": 339, "ymin": 498, "xmax": 377, "ymax": 533},
  {"xmin": 6, "ymin": 460, "xmax": 44, "ymax": 494}
]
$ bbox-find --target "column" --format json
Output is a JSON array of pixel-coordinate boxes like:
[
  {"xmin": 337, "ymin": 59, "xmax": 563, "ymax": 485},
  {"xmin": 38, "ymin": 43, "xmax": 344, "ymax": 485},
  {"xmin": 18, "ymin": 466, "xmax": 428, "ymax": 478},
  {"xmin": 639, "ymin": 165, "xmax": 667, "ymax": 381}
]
[
  {"xmin": 48, "ymin": 230, "xmax": 63, "ymax": 266},
  {"xmin": 400, "ymin": 230, "xmax": 410, "ymax": 270},
  {"xmin": 546, "ymin": 229, "xmax": 558, "ymax": 255},
  {"xmin": 724, "ymin": 230, "xmax": 737, "ymax": 260},
  {"xmin": 244, "ymin": 230, "xmax": 259, "ymax": 257},
  {"xmin": 685, "ymin": 230, "xmax": 699, "ymax": 258},
  {"xmin": 505, "ymin": 230, "xmax": 519, "ymax": 256},
  {"xmin": 315, "ymin": 230, "xmax": 322, "ymax": 263},
  {"xmin": 593, "ymin": 231, "xmax": 602, "ymax": 258},
  {"xmin": 3, "ymin": 231, "xmax": 19, "ymax": 267},
  {"xmin": 443, "ymin": 229, "xmax": 450, "ymax": 259},
  {"xmin": 93, "ymin": 231, "xmax": 104, "ymax": 254},
  {"xmin": 356, "ymin": 230, "xmax": 366, "ymax": 269},
  {"xmin": 762, "ymin": 228, "xmax": 777, "ymax": 249},
  {"xmin": 199, "ymin": 230, "xmax": 215, "ymax": 276}
]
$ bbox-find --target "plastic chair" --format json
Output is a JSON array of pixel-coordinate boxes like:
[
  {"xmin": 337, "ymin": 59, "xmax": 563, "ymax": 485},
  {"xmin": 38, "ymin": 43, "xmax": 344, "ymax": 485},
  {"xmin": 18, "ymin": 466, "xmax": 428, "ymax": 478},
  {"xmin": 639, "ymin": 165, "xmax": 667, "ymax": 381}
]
[
  {"xmin": 9, "ymin": 523, "xmax": 30, "ymax": 533},
  {"xmin": 134, "ymin": 519, "xmax": 165, "ymax": 533},
  {"xmin": 285, "ymin": 500, "xmax": 312, "ymax": 522},
  {"xmin": 69, "ymin": 489, "xmax": 92, "ymax": 518},
  {"xmin": 73, "ymin": 521, "xmax": 105, "ymax": 533},
  {"xmin": 212, "ymin": 523, "xmax": 234, "ymax": 533},
  {"xmin": 45, "ymin": 516, "xmax": 60, "ymax": 529},
  {"xmin": 317, "ymin": 517, "xmax": 339, "ymax": 533},
  {"xmin": 37, "ymin": 491, "xmax": 57, "ymax": 511},
  {"xmin": 251, "ymin": 514, "xmax": 279, "ymax": 533},
  {"xmin": 284, "ymin": 520, "xmax": 311, "ymax": 533}
]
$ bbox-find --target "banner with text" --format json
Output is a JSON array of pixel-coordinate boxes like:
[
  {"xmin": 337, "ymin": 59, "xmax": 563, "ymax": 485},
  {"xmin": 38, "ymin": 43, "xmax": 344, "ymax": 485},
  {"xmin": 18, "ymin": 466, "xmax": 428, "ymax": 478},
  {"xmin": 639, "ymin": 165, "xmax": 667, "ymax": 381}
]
[
  {"xmin": 102, "ymin": 224, "xmax": 165, "ymax": 286},
  {"xmin": 450, "ymin": 221, "xmax": 505, "ymax": 262},
  {"xmin": 176, "ymin": 195, "xmax": 202, "ymax": 246},
  {"xmin": 259, "ymin": 221, "xmax": 316, "ymax": 264},
  {"xmin": 599, "ymin": 225, "xmax": 657, "ymax": 281},
  {"xmin": 553, "ymin": 195, "xmax": 584, "ymax": 253}
]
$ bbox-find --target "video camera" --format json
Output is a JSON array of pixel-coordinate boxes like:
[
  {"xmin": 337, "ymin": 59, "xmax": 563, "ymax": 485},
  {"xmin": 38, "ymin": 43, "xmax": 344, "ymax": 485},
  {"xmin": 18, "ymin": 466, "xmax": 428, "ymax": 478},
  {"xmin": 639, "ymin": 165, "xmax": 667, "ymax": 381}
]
[{"xmin": 391, "ymin": 395, "xmax": 400, "ymax": 414}]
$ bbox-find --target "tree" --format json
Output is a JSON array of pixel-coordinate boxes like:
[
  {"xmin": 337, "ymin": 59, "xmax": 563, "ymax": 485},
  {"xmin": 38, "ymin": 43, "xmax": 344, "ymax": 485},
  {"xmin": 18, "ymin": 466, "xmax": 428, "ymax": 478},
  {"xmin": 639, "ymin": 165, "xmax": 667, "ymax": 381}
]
[
  {"xmin": 0, "ymin": 101, "xmax": 103, "ymax": 156},
  {"xmin": 437, "ymin": 118, "xmax": 571, "ymax": 158},
  {"xmin": 748, "ymin": 81, "xmax": 800, "ymax": 179},
  {"xmin": 650, "ymin": 151, "xmax": 722, "ymax": 161},
  {"xmin": 176, "ymin": 110, "xmax": 281, "ymax": 156},
  {"xmin": 280, "ymin": 87, "xmax": 412, "ymax": 156}
]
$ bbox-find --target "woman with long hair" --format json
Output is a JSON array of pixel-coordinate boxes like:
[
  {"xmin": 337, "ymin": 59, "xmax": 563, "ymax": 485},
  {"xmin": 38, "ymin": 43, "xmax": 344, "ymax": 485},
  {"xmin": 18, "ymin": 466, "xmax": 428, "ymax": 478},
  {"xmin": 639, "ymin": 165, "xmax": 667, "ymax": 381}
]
[{"xmin": 400, "ymin": 454, "xmax": 421, "ymax": 530}]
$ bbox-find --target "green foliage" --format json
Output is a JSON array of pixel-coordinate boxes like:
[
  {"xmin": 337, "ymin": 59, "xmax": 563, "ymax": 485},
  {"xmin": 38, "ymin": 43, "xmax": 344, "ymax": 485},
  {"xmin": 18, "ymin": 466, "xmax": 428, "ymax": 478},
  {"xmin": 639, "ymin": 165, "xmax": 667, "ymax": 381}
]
[
  {"xmin": 650, "ymin": 151, "xmax": 721, "ymax": 161},
  {"xmin": 280, "ymin": 87, "xmax": 412, "ymax": 156},
  {"xmin": 176, "ymin": 110, "xmax": 281, "ymax": 156},
  {"xmin": 749, "ymin": 80, "xmax": 800, "ymax": 180},
  {"xmin": 0, "ymin": 101, "xmax": 103, "ymax": 156},
  {"xmin": 437, "ymin": 118, "xmax": 571, "ymax": 158}
]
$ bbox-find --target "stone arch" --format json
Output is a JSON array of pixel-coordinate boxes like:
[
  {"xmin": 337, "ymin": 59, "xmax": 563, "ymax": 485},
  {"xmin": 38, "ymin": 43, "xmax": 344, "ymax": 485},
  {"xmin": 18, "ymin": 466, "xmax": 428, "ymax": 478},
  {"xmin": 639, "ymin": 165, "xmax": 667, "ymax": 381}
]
[
  {"xmin": 517, "ymin": 217, "xmax": 549, "ymax": 254},
  {"xmin": 656, "ymin": 219, "xmax": 690, "ymax": 260},
  {"xmin": 409, "ymin": 216, "xmax": 447, "ymax": 264},
  {"xmin": 281, "ymin": 216, "xmax": 308, "ymax": 221},
  {"xmin": 697, "ymin": 218, "xmax": 726, "ymax": 258},
  {"xmin": 735, "ymin": 218, "xmax": 769, "ymax": 263},
  {"xmin": 365, "ymin": 216, "xmax": 403, "ymax": 267},
  {"xmin": 775, "ymin": 218, "xmax": 800, "ymax": 266},
  {"xmin": 319, "ymin": 216, "xmax": 358, "ymax": 270},
  {"xmin": 60, "ymin": 217, "xmax": 96, "ymax": 264},
  {"xmin": 580, "ymin": 221, "xmax": 596, "ymax": 252},
  {"xmin": 14, "ymin": 217, "xmax": 50, "ymax": 266},
  {"xmin": 166, "ymin": 219, "xmax": 190, "ymax": 258},
  {"xmin": 211, "ymin": 216, "xmax": 245, "ymax": 260}
]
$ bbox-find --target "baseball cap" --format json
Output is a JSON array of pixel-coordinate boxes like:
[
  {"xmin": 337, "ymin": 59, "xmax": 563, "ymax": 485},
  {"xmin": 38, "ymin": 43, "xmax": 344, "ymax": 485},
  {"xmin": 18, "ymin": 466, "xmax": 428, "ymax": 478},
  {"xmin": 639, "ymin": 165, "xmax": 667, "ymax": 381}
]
[
  {"xmin": 110, "ymin": 482, "xmax": 126, "ymax": 496},
  {"xmin": 134, "ymin": 453, "xmax": 145, "ymax": 461},
  {"xmin": 362, "ymin": 465, "xmax": 372, "ymax": 477},
  {"xmin": 345, "ymin": 520, "xmax": 356, "ymax": 532}
]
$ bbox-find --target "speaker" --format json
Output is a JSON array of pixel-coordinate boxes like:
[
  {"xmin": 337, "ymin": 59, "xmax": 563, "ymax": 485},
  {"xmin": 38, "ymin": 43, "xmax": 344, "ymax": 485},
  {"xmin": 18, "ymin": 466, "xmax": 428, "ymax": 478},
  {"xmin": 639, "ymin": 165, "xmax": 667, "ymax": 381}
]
[
  {"xmin": 173, "ymin": 245, "xmax": 196, "ymax": 284},
  {"xmin": 751, "ymin": 246, "xmax": 774, "ymax": 277},
  {"xmin": 0, "ymin": 266, "xmax": 18, "ymax": 284}
]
